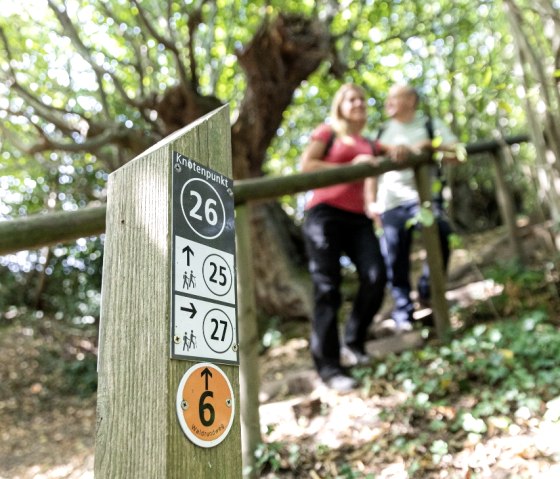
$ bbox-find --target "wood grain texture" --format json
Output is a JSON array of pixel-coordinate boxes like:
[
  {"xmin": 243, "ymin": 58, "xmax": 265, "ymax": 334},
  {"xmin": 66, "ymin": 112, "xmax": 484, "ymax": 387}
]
[
  {"xmin": 95, "ymin": 105, "xmax": 242, "ymax": 478},
  {"xmin": 414, "ymin": 164, "xmax": 451, "ymax": 341}
]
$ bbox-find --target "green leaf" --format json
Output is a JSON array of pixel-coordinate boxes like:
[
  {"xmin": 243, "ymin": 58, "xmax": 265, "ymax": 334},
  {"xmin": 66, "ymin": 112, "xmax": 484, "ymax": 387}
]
[
  {"xmin": 482, "ymin": 67, "xmax": 493, "ymax": 87},
  {"xmin": 417, "ymin": 207, "xmax": 435, "ymax": 227}
]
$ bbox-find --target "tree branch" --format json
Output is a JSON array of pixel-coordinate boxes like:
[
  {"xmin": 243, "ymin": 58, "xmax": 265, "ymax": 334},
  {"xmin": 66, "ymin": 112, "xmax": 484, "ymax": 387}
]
[
  {"xmin": 96, "ymin": 1, "xmax": 162, "ymax": 130},
  {"xmin": 0, "ymin": 25, "xmax": 90, "ymax": 136},
  {"xmin": 131, "ymin": 0, "xmax": 192, "ymax": 96},
  {"xmin": 47, "ymin": 0, "xmax": 140, "ymax": 112},
  {"xmin": 186, "ymin": 7, "xmax": 203, "ymax": 90},
  {"xmin": 233, "ymin": 13, "xmax": 331, "ymax": 178}
]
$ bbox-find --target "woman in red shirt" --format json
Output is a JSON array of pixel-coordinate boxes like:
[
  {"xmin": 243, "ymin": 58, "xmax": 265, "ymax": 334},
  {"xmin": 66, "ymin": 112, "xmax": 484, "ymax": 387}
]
[{"xmin": 301, "ymin": 83, "xmax": 386, "ymax": 392}]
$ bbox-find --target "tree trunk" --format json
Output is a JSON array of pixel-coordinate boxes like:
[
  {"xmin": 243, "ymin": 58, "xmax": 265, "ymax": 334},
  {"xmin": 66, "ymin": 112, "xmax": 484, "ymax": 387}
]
[
  {"xmin": 504, "ymin": 0, "xmax": 560, "ymax": 248},
  {"xmin": 229, "ymin": 14, "xmax": 330, "ymax": 321},
  {"xmin": 250, "ymin": 202, "xmax": 312, "ymax": 323}
]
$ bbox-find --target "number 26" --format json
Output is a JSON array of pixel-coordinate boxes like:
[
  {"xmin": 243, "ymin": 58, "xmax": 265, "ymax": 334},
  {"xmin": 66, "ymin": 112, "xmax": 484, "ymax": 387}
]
[{"xmin": 189, "ymin": 191, "xmax": 218, "ymax": 225}]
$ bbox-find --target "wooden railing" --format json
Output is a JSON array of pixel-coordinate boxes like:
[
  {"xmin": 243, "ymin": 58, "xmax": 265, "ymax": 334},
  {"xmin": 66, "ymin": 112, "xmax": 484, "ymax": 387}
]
[{"xmin": 0, "ymin": 134, "xmax": 528, "ymax": 256}]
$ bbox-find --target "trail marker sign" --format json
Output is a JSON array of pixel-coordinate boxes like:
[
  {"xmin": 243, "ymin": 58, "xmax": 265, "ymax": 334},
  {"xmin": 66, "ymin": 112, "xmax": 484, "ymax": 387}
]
[
  {"xmin": 96, "ymin": 106, "xmax": 241, "ymax": 478},
  {"xmin": 171, "ymin": 152, "xmax": 239, "ymax": 365},
  {"xmin": 176, "ymin": 362, "xmax": 235, "ymax": 448}
]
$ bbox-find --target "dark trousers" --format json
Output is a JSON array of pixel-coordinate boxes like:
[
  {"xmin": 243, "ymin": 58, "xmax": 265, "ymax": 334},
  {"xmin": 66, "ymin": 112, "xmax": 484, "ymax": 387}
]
[
  {"xmin": 380, "ymin": 200, "xmax": 452, "ymax": 324},
  {"xmin": 303, "ymin": 204, "xmax": 386, "ymax": 380}
]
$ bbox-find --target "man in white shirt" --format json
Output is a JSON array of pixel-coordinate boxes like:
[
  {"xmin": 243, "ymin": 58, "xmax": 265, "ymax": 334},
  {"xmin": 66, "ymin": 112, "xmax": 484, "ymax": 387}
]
[{"xmin": 370, "ymin": 84, "xmax": 458, "ymax": 332}]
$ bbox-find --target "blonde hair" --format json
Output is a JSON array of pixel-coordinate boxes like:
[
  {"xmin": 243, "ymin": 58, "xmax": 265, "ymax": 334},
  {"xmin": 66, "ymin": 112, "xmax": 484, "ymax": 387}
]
[{"xmin": 330, "ymin": 83, "xmax": 366, "ymax": 136}]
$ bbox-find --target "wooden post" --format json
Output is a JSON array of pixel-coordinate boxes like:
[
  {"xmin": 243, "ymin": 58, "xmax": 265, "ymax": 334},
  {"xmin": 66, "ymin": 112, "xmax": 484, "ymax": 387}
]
[
  {"xmin": 491, "ymin": 148, "xmax": 525, "ymax": 264},
  {"xmin": 95, "ymin": 106, "xmax": 242, "ymax": 478},
  {"xmin": 235, "ymin": 203, "xmax": 262, "ymax": 478},
  {"xmin": 414, "ymin": 164, "xmax": 451, "ymax": 341}
]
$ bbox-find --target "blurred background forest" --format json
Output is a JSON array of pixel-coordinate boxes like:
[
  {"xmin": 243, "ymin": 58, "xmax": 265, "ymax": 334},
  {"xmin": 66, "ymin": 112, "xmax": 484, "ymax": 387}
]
[{"xmin": 2, "ymin": 0, "xmax": 560, "ymax": 478}]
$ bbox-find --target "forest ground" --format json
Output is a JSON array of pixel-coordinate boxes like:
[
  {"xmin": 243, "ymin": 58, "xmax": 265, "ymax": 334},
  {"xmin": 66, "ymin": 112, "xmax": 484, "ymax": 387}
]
[{"xmin": 1, "ymin": 223, "xmax": 559, "ymax": 479}]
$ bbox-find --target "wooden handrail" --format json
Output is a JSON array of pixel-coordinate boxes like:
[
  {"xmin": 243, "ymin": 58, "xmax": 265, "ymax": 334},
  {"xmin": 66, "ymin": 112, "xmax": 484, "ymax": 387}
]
[{"xmin": 0, "ymin": 134, "xmax": 529, "ymax": 255}]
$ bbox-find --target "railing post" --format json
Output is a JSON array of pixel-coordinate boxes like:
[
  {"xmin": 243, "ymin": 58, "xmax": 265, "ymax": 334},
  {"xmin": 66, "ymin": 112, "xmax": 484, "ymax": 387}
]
[
  {"xmin": 414, "ymin": 163, "xmax": 451, "ymax": 341},
  {"xmin": 491, "ymin": 147, "xmax": 525, "ymax": 264},
  {"xmin": 95, "ymin": 106, "xmax": 242, "ymax": 478},
  {"xmin": 235, "ymin": 203, "xmax": 262, "ymax": 478}
]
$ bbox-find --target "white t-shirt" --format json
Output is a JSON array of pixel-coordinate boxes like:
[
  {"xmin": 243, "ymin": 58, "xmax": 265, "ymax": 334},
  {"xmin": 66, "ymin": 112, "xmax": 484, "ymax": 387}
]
[{"xmin": 376, "ymin": 112, "xmax": 457, "ymax": 212}]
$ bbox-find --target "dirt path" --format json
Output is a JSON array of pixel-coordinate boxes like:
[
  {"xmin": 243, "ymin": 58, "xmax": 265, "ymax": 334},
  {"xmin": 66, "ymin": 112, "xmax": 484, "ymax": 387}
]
[{"xmin": 1, "ymin": 224, "xmax": 558, "ymax": 478}]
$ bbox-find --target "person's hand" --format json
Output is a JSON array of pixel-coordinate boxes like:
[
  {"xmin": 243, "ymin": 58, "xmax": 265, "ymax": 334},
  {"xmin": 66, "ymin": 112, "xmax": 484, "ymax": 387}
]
[
  {"xmin": 365, "ymin": 201, "xmax": 382, "ymax": 219},
  {"xmin": 365, "ymin": 201, "xmax": 383, "ymax": 231},
  {"xmin": 386, "ymin": 145, "xmax": 411, "ymax": 163},
  {"xmin": 434, "ymin": 143, "xmax": 467, "ymax": 165},
  {"xmin": 412, "ymin": 140, "xmax": 433, "ymax": 152}
]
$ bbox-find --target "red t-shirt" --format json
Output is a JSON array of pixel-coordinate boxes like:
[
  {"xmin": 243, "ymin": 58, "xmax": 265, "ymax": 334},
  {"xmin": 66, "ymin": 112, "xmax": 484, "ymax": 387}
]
[{"xmin": 305, "ymin": 124, "xmax": 375, "ymax": 214}]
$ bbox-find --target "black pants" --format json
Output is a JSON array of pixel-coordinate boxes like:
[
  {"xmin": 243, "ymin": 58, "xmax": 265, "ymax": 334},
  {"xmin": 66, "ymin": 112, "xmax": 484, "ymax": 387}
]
[{"xmin": 303, "ymin": 204, "xmax": 386, "ymax": 380}]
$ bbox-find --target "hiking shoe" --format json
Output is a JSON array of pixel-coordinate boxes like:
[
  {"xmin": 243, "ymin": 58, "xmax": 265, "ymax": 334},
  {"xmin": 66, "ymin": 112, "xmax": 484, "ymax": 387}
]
[
  {"xmin": 341, "ymin": 346, "xmax": 371, "ymax": 367},
  {"xmin": 396, "ymin": 320, "xmax": 413, "ymax": 333},
  {"xmin": 324, "ymin": 374, "xmax": 358, "ymax": 392},
  {"xmin": 377, "ymin": 318, "xmax": 413, "ymax": 336}
]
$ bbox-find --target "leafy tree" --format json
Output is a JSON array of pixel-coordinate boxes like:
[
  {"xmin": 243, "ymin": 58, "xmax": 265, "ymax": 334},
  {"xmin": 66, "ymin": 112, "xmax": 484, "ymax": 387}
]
[
  {"xmin": 503, "ymin": 0, "xmax": 560, "ymax": 228},
  {"xmin": 0, "ymin": 0, "xmax": 549, "ymax": 320}
]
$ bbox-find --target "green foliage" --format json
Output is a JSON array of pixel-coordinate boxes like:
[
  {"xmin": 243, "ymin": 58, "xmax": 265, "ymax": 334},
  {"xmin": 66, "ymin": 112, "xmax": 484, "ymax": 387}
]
[
  {"xmin": 405, "ymin": 204, "xmax": 435, "ymax": 229},
  {"xmin": 261, "ymin": 317, "xmax": 284, "ymax": 350},
  {"xmin": 337, "ymin": 463, "xmax": 374, "ymax": 479},
  {"xmin": 250, "ymin": 426, "xmax": 301, "ymax": 476},
  {"xmin": 484, "ymin": 259, "xmax": 545, "ymax": 289},
  {"xmin": 0, "ymin": 236, "xmax": 103, "ymax": 326},
  {"xmin": 60, "ymin": 353, "xmax": 98, "ymax": 397},
  {"xmin": 481, "ymin": 260, "xmax": 552, "ymax": 315},
  {"xmin": 0, "ymin": 0, "xmax": 550, "ymax": 393},
  {"xmin": 37, "ymin": 344, "xmax": 98, "ymax": 398},
  {"xmin": 256, "ymin": 302, "xmax": 560, "ymax": 474},
  {"xmin": 370, "ymin": 311, "xmax": 560, "ymax": 463}
]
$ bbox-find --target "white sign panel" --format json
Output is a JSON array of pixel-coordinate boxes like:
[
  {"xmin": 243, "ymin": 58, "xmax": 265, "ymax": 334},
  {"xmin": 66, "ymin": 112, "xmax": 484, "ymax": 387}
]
[
  {"xmin": 171, "ymin": 152, "xmax": 238, "ymax": 365},
  {"xmin": 174, "ymin": 236, "xmax": 235, "ymax": 305},
  {"xmin": 173, "ymin": 295, "xmax": 237, "ymax": 363}
]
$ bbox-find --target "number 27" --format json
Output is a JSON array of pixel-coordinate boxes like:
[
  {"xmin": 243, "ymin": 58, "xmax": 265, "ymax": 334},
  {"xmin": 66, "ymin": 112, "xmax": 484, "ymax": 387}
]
[{"xmin": 210, "ymin": 319, "xmax": 227, "ymax": 341}]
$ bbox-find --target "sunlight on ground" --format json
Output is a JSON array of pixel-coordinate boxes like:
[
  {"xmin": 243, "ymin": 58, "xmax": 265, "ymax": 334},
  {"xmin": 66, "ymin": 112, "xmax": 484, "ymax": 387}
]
[
  {"xmin": 446, "ymin": 278, "xmax": 504, "ymax": 307},
  {"xmin": 1, "ymin": 454, "xmax": 93, "ymax": 479}
]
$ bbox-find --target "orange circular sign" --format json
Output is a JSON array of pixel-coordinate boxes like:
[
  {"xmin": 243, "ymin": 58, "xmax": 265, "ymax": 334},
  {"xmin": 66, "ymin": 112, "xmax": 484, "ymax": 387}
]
[{"xmin": 176, "ymin": 362, "xmax": 235, "ymax": 448}]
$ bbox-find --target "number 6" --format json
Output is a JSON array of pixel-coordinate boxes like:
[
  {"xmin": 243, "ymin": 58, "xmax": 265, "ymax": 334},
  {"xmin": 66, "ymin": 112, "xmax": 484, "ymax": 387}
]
[
  {"xmin": 199, "ymin": 391, "xmax": 215, "ymax": 427},
  {"xmin": 205, "ymin": 198, "xmax": 217, "ymax": 225}
]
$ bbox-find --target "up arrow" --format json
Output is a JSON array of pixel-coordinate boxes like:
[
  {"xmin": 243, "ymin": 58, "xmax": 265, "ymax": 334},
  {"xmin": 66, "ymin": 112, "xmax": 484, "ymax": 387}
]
[
  {"xmin": 180, "ymin": 302, "xmax": 197, "ymax": 318},
  {"xmin": 182, "ymin": 244, "xmax": 194, "ymax": 266},
  {"xmin": 201, "ymin": 367, "xmax": 213, "ymax": 390}
]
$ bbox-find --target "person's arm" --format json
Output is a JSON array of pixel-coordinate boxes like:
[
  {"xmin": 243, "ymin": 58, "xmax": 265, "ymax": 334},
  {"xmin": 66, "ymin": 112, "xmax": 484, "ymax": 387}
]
[
  {"xmin": 300, "ymin": 138, "xmax": 339, "ymax": 172},
  {"xmin": 364, "ymin": 176, "xmax": 383, "ymax": 228},
  {"xmin": 301, "ymin": 136, "xmax": 378, "ymax": 172},
  {"xmin": 376, "ymin": 141, "xmax": 413, "ymax": 163},
  {"xmin": 364, "ymin": 176, "xmax": 379, "ymax": 215},
  {"xmin": 434, "ymin": 142, "xmax": 467, "ymax": 164}
]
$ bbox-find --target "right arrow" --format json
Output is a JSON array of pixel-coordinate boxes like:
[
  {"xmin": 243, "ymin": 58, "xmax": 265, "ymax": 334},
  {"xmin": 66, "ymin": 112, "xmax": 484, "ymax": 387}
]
[{"xmin": 180, "ymin": 302, "xmax": 197, "ymax": 318}]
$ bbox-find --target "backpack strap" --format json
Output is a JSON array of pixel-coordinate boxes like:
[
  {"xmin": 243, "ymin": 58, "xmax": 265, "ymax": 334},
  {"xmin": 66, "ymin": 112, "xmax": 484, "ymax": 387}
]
[
  {"xmin": 375, "ymin": 124, "xmax": 386, "ymax": 141},
  {"xmin": 425, "ymin": 116, "xmax": 434, "ymax": 141},
  {"xmin": 323, "ymin": 130, "xmax": 336, "ymax": 158},
  {"xmin": 369, "ymin": 139, "xmax": 383, "ymax": 156},
  {"xmin": 369, "ymin": 124, "xmax": 386, "ymax": 156},
  {"xmin": 325, "ymin": 129, "xmax": 381, "ymax": 157}
]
